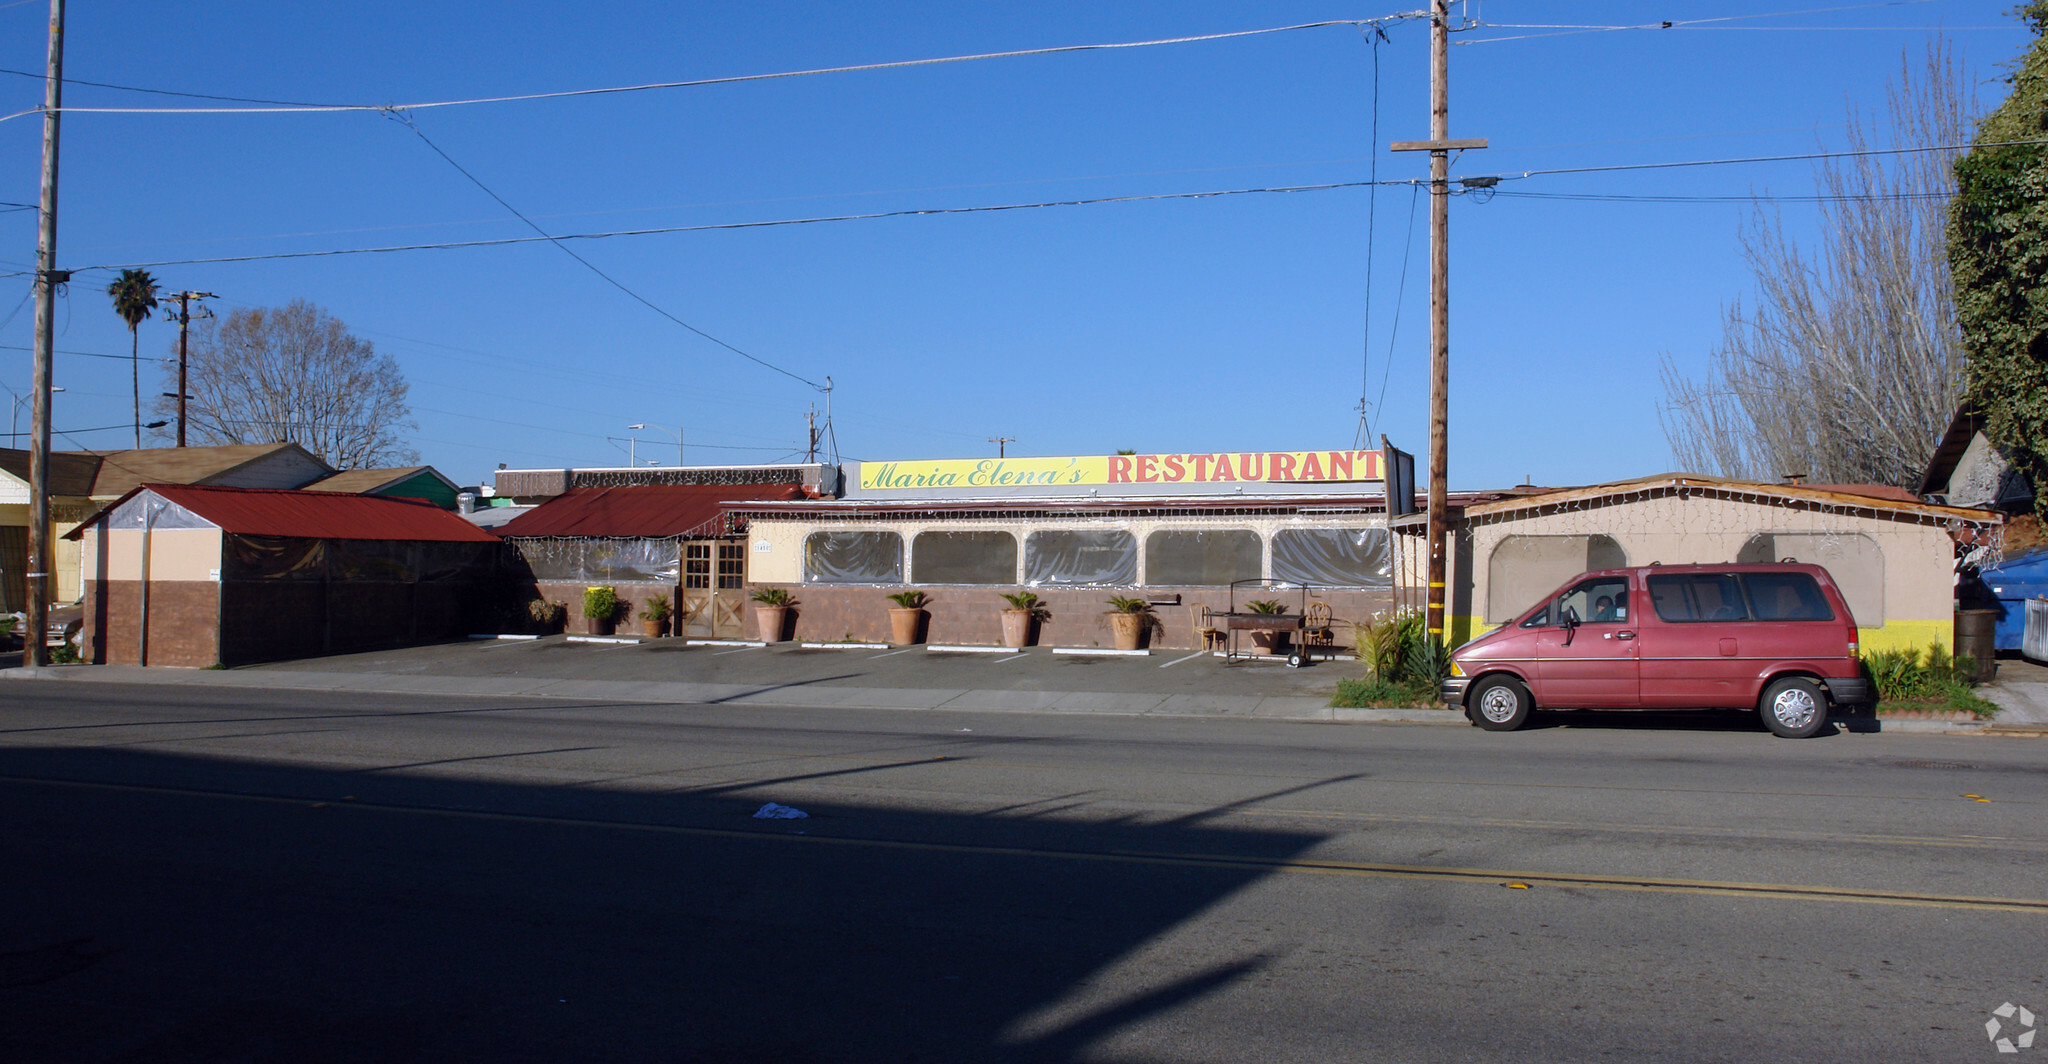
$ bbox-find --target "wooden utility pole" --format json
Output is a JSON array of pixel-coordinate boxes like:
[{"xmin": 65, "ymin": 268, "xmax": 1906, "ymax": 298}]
[
  {"xmin": 24, "ymin": 0, "xmax": 65, "ymax": 669},
  {"xmin": 1390, "ymin": 0, "xmax": 1483, "ymax": 645},
  {"xmin": 165, "ymin": 290, "xmax": 214, "ymax": 446},
  {"xmin": 988, "ymin": 436, "xmax": 1014, "ymax": 459}
]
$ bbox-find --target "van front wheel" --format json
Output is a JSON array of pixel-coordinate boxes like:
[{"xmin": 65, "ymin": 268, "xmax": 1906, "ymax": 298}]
[
  {"xmin": 1760, "ymin": 677, "xmax": 1828, "ymax": 738},
  {"xmin": 1468, "ymin": 676, "xmax": 1532, "ymax": 732}
]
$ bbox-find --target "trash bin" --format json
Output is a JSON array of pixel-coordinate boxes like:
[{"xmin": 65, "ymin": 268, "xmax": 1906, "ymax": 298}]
[{"xmin": 1954, "ymin": 608, "xmax": 2000, "ymax": 684}]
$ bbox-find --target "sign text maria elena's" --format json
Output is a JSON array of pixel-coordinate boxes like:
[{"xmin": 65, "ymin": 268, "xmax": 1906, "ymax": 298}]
[{"xmin": 860, "ymin": 451, "xmax": 1385, "ymax": 492}]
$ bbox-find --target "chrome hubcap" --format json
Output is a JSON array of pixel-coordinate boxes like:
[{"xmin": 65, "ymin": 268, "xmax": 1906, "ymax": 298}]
[
  {"xmin": 1479, "ymin": 686, "xmax": 1520, "ymax": 723},
  {"xmin": 1772, "ymin": 688, "xmax": 1817, "ymax": 729}
]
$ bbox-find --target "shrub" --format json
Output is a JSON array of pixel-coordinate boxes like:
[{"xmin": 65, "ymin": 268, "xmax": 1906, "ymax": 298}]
[
  {"xmin": 644, "ymin": 593, "xmax": 672, "ymax": 622},
  {"xmin": 582, "ymin": 586, "xmax": 620, "ymax": 621},
  {"xmin": 1863, "ymin": 644, "xmax": 1999, "ymax": 718}
]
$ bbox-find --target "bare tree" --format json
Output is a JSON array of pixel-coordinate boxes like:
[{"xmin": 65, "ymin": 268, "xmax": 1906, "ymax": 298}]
[
  {"xmin": 1661, "ymin": 44, "xmax": 1974, "ymax": 486},
  {"xmin": 153, "ymin": 300, "xmax": 418, "ymax": 468}
]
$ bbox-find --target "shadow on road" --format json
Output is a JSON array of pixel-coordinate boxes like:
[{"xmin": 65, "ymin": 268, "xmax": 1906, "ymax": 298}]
[{"xmin": 0, "ymin": 745, "xmax": 1326, "ymax": 1063}]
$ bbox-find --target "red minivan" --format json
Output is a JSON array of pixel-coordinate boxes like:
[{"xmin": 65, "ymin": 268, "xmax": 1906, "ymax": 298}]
[{"xmin": 1439, "ymin": 563, "xmax": 1869, "ymax": 738}]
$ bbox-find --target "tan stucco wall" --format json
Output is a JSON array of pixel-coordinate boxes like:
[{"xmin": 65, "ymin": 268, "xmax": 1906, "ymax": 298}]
[
  {"xmin": 1423, "ymin": 492, "xmax": 1967, "ymax": 653},
  {"xmin": 746, "ymin": 522, "xmax": 806, "ymax": 584},
  {"xmin": 86, "ymin": 527, "xmax": 224, "ymax": 583}
]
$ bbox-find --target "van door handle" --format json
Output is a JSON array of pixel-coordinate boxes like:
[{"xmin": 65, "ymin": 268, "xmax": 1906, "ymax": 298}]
[{"xmin": 1614, "ymin": 630, "xmax": 1636, "ymax": 640}]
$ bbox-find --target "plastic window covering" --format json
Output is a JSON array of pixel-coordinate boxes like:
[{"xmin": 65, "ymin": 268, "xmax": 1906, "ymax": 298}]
[
  {"xmin": 510, "ymin": 537, "xmax": 682, "ymax": 583},
  {"xmin": 1740, "ymin": 572, "xmax": 1835, "ymax": 622},
  {"xmin": 1024, "ymin": 529, "xmax": 1136, "ymax": 587},
  {"xmin": 327, "ymin": 540, "xmax": 417, "ymax": 582},
  {"xmin": 1486, "ymin": 535, "xmax": 1627, "ymax": 622},
  {"xmin": 911, "ymin": 531, "xmax": 1017, "ymax": 585},
  {"xmin": 224, "ymin": 535, "xmax": 326, "ymax": 581},
  {"xmin": 1143, "ymin": 529, "xmax": 1261, "ymax": 587},
  {"xmin": 804, "ymin": 531, "xmax": 904, "ymax": 584},
  {"xmin": 99, "ymin": 494, "xmax": 215, "ymax": 531},
  {"xmin": 1271, "ymin": 527, "xmax": 1391, "ymax": 588},
  {"xmin": 1737, "ymin": 532, "xmax": 1883, "ymax": 624}
]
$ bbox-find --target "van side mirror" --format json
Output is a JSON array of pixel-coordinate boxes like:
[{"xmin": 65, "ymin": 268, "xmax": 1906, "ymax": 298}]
[{"xmin": 1561, "ymin": 606, "xmax": 1579, "ymax": 646}]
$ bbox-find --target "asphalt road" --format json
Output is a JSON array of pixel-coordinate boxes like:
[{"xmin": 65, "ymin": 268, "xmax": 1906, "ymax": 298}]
[{"xmin": 3, "ymin": 682, "xmax": 2044, "ymax": 1063}]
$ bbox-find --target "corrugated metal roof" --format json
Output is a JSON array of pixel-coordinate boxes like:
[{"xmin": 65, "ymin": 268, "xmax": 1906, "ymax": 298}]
[
  {"xmin": 496, "ymin": 483, "xmax": 808, "ymax": 538},
  {"xmin": 122, "ymin": 484, "xmax": 498, "ymax": 541}
]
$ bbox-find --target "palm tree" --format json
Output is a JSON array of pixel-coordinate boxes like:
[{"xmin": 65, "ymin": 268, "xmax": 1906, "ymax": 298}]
[{"xmin": 105, "ymin": 268, "xmax": 159, "ymax": 448}]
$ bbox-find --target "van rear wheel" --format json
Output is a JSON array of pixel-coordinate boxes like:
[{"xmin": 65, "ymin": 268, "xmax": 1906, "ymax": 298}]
[
  {"xmin": 1468, "ymin": 676, "xmax": 1532, "ymax": 732},
  {"xmin": 1760, "ymin": 677, "xmax": 1828, "ymax": 738}
]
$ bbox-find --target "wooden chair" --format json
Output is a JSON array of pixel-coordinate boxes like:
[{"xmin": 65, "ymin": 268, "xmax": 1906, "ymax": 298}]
[
  {"xmin": 1300, "ymin": 602, "xmax": 1336, "ymax": 652},
  {"xmin": 1189, "ymin": 603, "xmax": 1224, "ymax": 651}
]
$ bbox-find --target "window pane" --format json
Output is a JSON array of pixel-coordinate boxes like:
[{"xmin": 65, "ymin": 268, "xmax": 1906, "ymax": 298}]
[
  {"xmin": 911, "ymin": 531, "xmax": 1017, "ymax": 585},
  {"xmin": 1742, "ymin": 572, "xmax": 1834, "ymax": 621},
  {"xmin": 1272, "ymin": 527, "xmax": 1391, "ymax": 587},
  {"xmin": 1486, "ymin": 535, "xmax": 1627, "ymax": 622},
  {"xmin": 1556, "ymin": 577, "xmax": 1630, "ymax": 625},
  {"xmin": 1738, "ymin": 533, "xmax": 1882, "ymax": 623},
  {"xmin": 1648, "ymin": 573, "xmax": 1749, "ymax": 623},
  {"xmin": 1144, "ymin": 530, "xmax": 1261, "ymax": 586},
  {"xmin": 1025, "ymin": 530, "xmax": 1136, "ymax": 586},
  {"xmin": 685, "ymin": 542, "xmax": 710, "ymax": 589},
  {"xmin": 804, "ymin": 531, "xmax": 904, "ymax": 584},
  {"xmin": 717, "ymin": 543, "xmax": 745, "ymax": 590}
]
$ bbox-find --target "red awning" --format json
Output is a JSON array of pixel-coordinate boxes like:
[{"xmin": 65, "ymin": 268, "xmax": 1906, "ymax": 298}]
[{"xmin": 494, "ymin": 483, "xmax": 808, "ymax": 539}]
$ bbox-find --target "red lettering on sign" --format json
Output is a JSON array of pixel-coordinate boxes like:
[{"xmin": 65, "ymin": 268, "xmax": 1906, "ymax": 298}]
[
  {"xmin": 1299, "ymin": 452, "xmax": 1324, "ymax": 480},
  {"xmin": 1163, "ymin": 454, "xmax": 1186, "ymax": 481},
  {"xmin": 1238, "ymin": 453, "xmax": 1265, "ymax": 480},
  {"xmin": 1211, "ymin": 454, "xmax": 1236, "ymax": 481},
  {"xmin": 1191, "ymin": 454, "xmax": 1212, "ymax": 480},
  {"xmin": 1327, "ymin": 451, "xmax": 1354, "ymax": 480},
  {"xmin": 1109, "ymin": 456, "xmax": 1133, "ymax": 483},
  {"xmin": 1135, "ymin": 455, "xmax": 1159, "ymax": 482},
  {"xmin": 1270, "ymin": 453, "xmax": 1298, "ymax": 481}
]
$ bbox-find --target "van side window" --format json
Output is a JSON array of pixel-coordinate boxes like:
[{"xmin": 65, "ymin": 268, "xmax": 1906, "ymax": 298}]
[
  {"xmin": 1647, "ymin": 573, "xmax": 1750, "ymax": 623},
  {"xmin": 1526, "ymin": 577, "xmax": 1630, "ymax": 628},
  {"xmin": 1740, "ymin": 572, "xmax": 1834, "ymax": 621}
]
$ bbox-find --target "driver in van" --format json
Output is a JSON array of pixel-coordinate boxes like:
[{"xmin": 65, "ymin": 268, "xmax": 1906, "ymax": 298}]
[{"xmin": 1592, "ymin": 594, "xmax": 1618, "ymax": 623}]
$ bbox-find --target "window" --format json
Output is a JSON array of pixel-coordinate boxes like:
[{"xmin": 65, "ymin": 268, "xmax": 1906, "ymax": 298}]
[
  {"xmin": 1523, "ymin": 576, "xmax": 1631, "ymax": 627},
  {"xmin": 717, "ymin": 543, "xmax": 745, "ymax": 590},
  {"xmin": 1271, "ymin": 527, "xmax": 1392, "ymax": 588},
  {"xmin": 1742, "ymin": 571, "xmax": 1834, "ymax": 621},
  {"xmin": 1487, "ymin": 535, "xmax": 1627, "ymax": 622},
  {"xmin": 1737, "ymin": 532, "xmax": 1883, "ymax": 624},
  {"xmin": 684, "ymin": 543, "xmax": 711, "ymax": 589},
  {"xmin": 1648, "ymin": 573, "xmax": 1750, "ymax": 623},
  {"xmin": 1025, "ymin": 529, "xmax": 1136, "ymax": 586},
  {"xmin": 804, "ymin": 531, "xmax": 904, "ymax": 584},
  {"xmin": 1144, "ymin": 529, "xmax": 1261, "ymax": 586},
  {"xmin": 911, "ymin": 531, "xmax": 1017, "ymax": 585}
]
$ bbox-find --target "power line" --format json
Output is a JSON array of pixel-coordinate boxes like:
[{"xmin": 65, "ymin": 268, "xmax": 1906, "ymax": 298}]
[
  {"xmin": 15, "ymin": 17, "xmax": 1422, "ymax": 120},
  {"xmin": 0, "ymin": 66, "xmax": 343, "ymax": 107},
  {"xmin": 1461, "ymin": 0, "xmax": 1954, "ymax": 44},
  {"xmin": 388, "ymin": 111, "xmax": 826, "ymax": 391}
]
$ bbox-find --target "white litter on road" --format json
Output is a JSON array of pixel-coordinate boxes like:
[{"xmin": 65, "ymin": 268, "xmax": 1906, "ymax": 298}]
[{"xmin": 753, "ymin": 802, "xmax": 810, "ymax": 820}]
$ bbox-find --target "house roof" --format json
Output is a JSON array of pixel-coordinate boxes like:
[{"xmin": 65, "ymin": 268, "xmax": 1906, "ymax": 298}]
[
  {"xmin": 1437, "ymin": 472, "xmax": 2001, "ymax": 526},
  {"xmin": 72, "ymin": 484, "xmax": 499, "ymax": 542},
  {"xmin": 0, "ymin": 447, "xmax": 103, "ymax": 496},
  {"xmin": 495, "ymin": 483, "xmax": 810, "ymax": 538},
  {"xmin": 80, "ymin": 442, "xmax": 332, "ymax": 499},
  {"xmin": 1918, "ymin": 407, "xmax": 1985, "ymax": 497},
  {"xmin": 302, "ymin": 466, "xmax": 455, "ymax": 496}
]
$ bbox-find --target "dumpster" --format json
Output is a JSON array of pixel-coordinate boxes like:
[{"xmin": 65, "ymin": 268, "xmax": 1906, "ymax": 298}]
[{"xmin": 1976, "ymin": 548, "xmax": 2048, "ymax": 652}]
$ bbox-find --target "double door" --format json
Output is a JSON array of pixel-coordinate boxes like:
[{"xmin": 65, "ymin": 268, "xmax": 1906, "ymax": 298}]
[{"xmin": 679, "ymin": 539, "xmax": 747, "ymax": 638}]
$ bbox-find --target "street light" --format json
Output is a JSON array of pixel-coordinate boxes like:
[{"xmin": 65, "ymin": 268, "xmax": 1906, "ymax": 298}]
[
  {"xmin": 627, "ymin": 423, "xmax": 683, "ymax": 466},
  {"xmin": 6, "ymin": 385, "xmax": 61, "ymax": 445}
]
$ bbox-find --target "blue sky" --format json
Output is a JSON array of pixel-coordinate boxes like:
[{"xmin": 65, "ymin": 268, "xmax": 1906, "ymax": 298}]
[{"xmin": 0, "ymin": 1, "xmax": 2032, "ymax": 489}]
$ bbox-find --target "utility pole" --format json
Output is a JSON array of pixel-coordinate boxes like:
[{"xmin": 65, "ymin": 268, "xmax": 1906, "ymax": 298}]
[
  {"xmin": 24, "ymin": 0, "xmax": 65, "ymax": 669},
  {"xmin": 165, "ymin": 291, "xmax": 214, "ymax": 447},
  {"xmin": 1391, "ymin": 0, "xmax": 1484, "ymax": 647},
  {"xmin": 806, "ymin": 405, "xmax": 818, "ymax": 463},
  {"xmin": 988, "ymin": 436, "xmax": 1014, "ymax": 459}
]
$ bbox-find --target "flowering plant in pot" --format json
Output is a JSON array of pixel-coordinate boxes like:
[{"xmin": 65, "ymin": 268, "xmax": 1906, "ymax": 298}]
[
  {"xmin": 998, "ymin": 591, "xmax": 1049, "ymax": 648},
  {"xmin": 750, "ymin": 587, "xmax": 795, "ymax": 642},
  {"xmin": 1104, "ymin": 594, "xmax": 1153, "ymax": 651},
  {"xmin": 886, "ymin": 590, "xmax": 929, "ymax": 646},
  {"xmin": 582, "ymin": 585, "xmax": 621, "ymax": 636},
  {"xmin": 642, "ymin": 593, "xmax": 673, "ymax": 639}
]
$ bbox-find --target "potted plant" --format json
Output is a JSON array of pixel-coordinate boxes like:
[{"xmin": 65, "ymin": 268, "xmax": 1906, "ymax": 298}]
[
  {"xmin": 642, "ymin": 593, "xmax": 672, "ymax": 639},
  {"xmin": 1244, "ymin": 598, "xmax": 1292, "ymax": 655},
  {"xmin": 886, "ymin": 590, "xmax": 928, "ymax": 646},
  {"xmin": 1105, "ymin": 594, "xmax": 1152, "ymax": 651},
  {"xmin": 751, "ymin": 587, "xmax": 795, "ymax": 642},
  {"xmin": 582, "ymin": 586, "xmax": 621, "ymax": 636},
  {"xmin": 999, "ymin": 591, "xmax": 1049, "ymax": 648},
  {"xmin": 526, "ymin": 597, "xmax": 566, "ymax": 635}
]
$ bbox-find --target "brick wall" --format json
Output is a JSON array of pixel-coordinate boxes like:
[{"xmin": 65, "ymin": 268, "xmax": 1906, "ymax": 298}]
[
  {"xmin": 86, "ymin": 580, "xmax": 220, "ymax": 668},
  {"xmin": 533, "ymin": 580, "xmax": 681, "ymax": 636}
]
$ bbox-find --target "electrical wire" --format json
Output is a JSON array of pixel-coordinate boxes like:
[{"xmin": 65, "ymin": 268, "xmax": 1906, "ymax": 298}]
[
  {"xmin": 0, "ymin": 66, "xmax": 346, "ymax": 107},
  {"xmin": 1355, "ymin": 22, "xmax": 1385, "ymax": 451},
  {"xmin": 388, "ymin": 111, "xmax": 826, "ymax": 392},
  {"xmin": 1375, "ymin": 184, "xmax": 1423, "ymax": 438},
  {"xmin": 1462, "ymin": 0, "xmax": 1952, "ymax": 44},
  {"xmin": 18, "ymin": 17, "xmax": 1422, "ymax": 120}
]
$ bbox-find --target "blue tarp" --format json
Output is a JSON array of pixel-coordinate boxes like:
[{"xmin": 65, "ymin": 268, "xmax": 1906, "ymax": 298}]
[{"xmin": 1979, "ymin": 549, "xmax": 2048, "ymax": 650}]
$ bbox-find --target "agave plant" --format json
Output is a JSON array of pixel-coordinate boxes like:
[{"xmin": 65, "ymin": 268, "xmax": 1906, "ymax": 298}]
[
  {"xmin": 887, "ymin": 590, "xmax": 929, "ymax": 609},
  {"xmin": 1001, "ymin": 591, "xmax": 1050, "ymax": 618},
  {"xmin": 1245, "ymin": 599, "xmax": 1288, "ymax": 615},
  {"xmin": 1105, "ymin": 594, "xmax": 1152, "ymax": 614},
  {"xmin": 750, "ymin": 587, "xmax": 796, "ymax": 607}
]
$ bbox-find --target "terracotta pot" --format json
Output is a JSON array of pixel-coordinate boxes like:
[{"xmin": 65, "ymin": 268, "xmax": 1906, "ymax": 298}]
[
  {"xmin": 586, "ymin": 615, "xmax": 616, "ymax": 637},
  {"xmin": 641, "ymin": 616, "xmax": 666, "ymax": 639},
  {"xmin": 889, "ymin": 608, "xmax": 925, "ymax": 646},
  {"xmin": 1108, "ymin": 611, "xmax": 1146, "ymax": 651},
  {"xmin": 754, "ymin": 605, "xmax": 789, "ymax": 643},
  {"xmin": 1250, "ymin": 630, "xmax": 1289, "ymax": 655},
  {"xmin": 1000, "ymin": 609, "xmax": 1035, "ymax": 648}
]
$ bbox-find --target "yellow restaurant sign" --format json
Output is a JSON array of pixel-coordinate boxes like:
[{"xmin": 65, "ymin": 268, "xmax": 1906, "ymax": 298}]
[{"xmin": 860, "ymin": 450, "xmax": 1384, "ymax": 491}]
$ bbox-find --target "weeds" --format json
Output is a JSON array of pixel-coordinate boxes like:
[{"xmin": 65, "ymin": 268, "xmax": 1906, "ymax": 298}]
[
  {"xmin": 1333, "ymin": 608, "xmax": 1447, "ymax": 707},
  {"xmin": 1863, "ymin": 644, "xmax": 1999, "ymax": 718}
]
